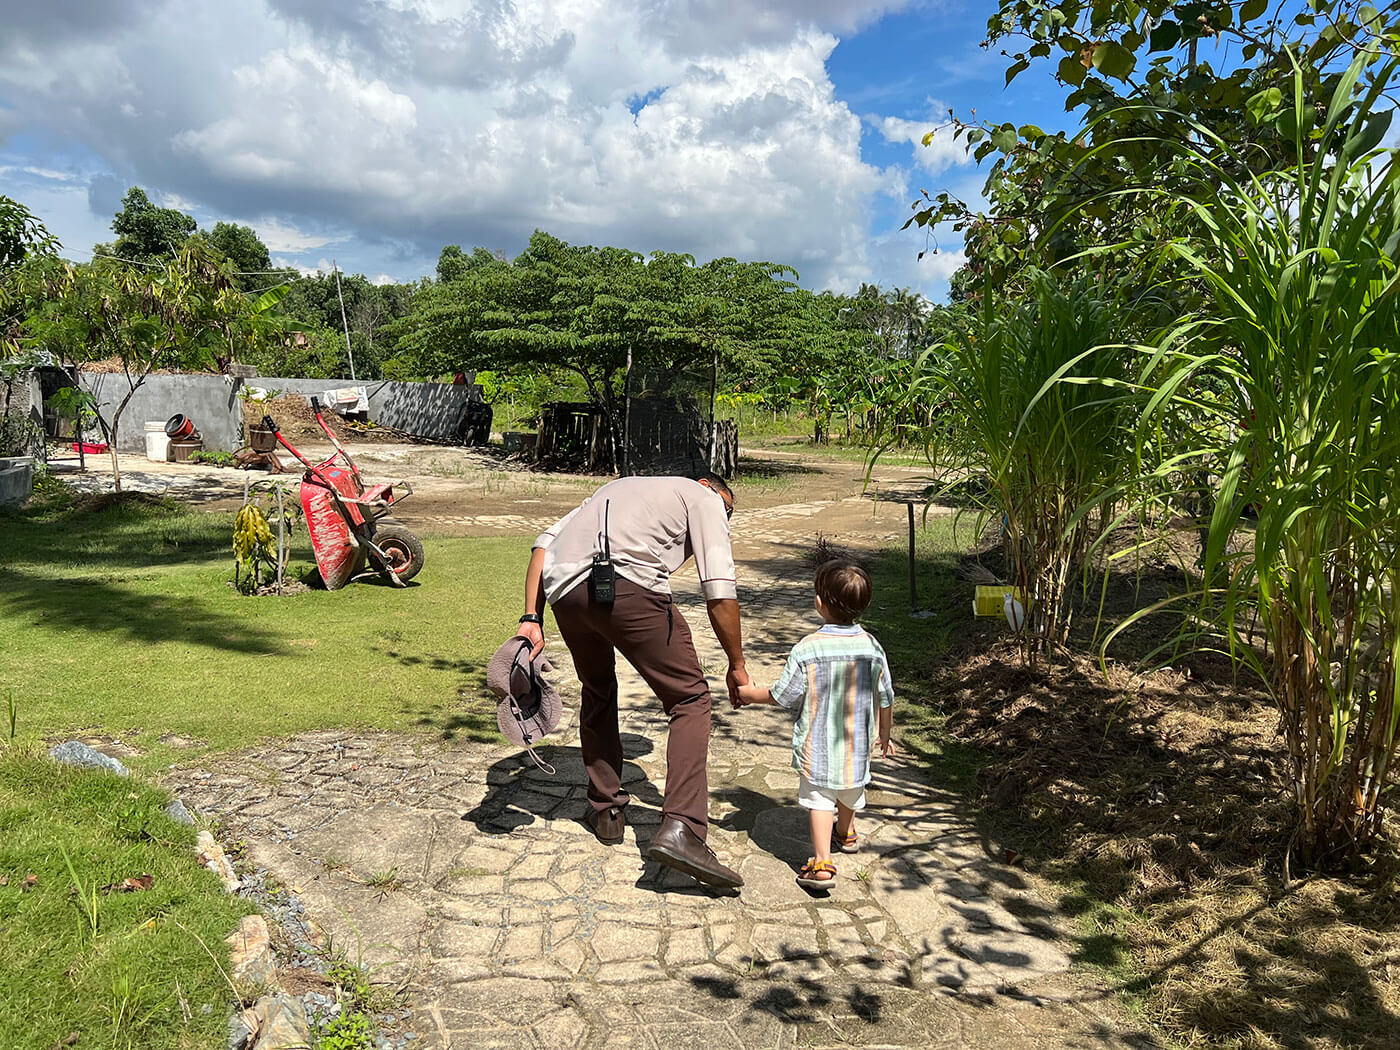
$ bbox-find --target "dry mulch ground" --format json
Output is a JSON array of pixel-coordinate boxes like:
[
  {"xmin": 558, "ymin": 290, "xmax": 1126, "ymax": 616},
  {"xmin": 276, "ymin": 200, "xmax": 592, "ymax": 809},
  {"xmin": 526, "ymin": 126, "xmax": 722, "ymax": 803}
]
[{"xmin": 924, "ymin": 549, "xmax": 1400, "ymax": 1049}]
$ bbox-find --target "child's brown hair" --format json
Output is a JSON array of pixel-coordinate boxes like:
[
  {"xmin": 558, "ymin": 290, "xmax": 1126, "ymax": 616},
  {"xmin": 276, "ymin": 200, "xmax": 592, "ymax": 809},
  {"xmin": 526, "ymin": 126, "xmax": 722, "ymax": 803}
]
[{"xmin": 814, "ymin": 560, "xmax": 872, "ymax": 625}]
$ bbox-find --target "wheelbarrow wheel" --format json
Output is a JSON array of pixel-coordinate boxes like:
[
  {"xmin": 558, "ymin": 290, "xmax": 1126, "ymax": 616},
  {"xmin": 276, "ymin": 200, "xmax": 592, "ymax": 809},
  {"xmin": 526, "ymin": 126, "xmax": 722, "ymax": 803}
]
[{"xmin": 373, "ymin": 525, "xmax": 424, "ymax": 583}]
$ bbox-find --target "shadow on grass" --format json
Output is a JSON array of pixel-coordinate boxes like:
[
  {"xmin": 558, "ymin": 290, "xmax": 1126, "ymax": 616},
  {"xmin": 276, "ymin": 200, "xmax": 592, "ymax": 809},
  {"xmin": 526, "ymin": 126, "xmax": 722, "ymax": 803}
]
[
  {"xmin": 732, "ymin": 456, "xmax": 823, "ymax": 483},
  {"xmin": 0, "ymin": 495, "xmax": 288, "ymax": 655},
  {"xmin": 375, "ymin": 647, "xmax": 496, "ymax": 743},
  {"xmin": 0, "ymin": 494, "xmax": 231, "ymax": 571},
  {"xmin": 1, "ymin": 569, "xmax": 288, "ymax": 656}
]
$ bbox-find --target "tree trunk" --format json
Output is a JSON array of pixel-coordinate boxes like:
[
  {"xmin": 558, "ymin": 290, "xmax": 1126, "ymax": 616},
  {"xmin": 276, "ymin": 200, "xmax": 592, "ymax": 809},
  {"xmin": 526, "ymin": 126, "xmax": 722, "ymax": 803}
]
[{"xmin": 103, "ymin": 375, "xmax": 148, "ymax": 494}]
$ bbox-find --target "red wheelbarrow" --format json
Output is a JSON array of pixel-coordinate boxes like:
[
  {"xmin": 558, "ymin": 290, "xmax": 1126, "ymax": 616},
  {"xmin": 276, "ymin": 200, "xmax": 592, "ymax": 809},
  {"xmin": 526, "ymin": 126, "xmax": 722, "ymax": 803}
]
[{"xmin": 262, "ymin": 399, "xmax": 424, "ymax": 589}]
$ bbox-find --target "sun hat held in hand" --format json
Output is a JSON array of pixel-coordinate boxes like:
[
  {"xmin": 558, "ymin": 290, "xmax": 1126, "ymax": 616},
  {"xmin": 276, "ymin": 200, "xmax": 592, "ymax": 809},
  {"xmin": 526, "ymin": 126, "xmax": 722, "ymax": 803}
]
[{"xmin": 487, "ymin": 635, "xmax": 562, "ymax": 758}]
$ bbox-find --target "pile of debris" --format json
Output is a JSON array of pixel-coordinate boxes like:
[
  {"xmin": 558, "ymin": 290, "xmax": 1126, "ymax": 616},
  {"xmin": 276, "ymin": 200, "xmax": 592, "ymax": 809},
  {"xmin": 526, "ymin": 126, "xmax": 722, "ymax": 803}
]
[{"xmin": 244, "ymin": 395, "xmax": 352, "ymax": 442}]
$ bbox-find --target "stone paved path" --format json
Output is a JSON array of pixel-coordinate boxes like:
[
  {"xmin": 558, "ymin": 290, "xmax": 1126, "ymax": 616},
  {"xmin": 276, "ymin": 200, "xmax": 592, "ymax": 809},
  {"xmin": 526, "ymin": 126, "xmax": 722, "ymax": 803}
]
[{"xmin": 168, "ymin": 469, "xmax": 1161, "ymax": 1050}]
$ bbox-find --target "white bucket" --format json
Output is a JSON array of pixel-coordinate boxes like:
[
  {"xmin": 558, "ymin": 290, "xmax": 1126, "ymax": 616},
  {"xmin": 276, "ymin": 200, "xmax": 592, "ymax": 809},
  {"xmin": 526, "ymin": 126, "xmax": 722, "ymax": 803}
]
[
  {"xmin": 143, "ymin": 420, "xmax": 165, "ymax": 432},
  {"xmin": 145, "ymin": 431, "xmax": 172, "ymax": 462}
]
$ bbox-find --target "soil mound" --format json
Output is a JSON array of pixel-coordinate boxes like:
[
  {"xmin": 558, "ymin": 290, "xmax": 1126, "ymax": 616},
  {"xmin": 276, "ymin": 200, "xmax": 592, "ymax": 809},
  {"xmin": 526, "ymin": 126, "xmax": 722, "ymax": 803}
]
[
  {"xmin": 75, "ymin": 491, "xmax": 175, "ymax": 513},
  {"xmin": 246, "ymin": 395, "xmax": 351, "ymax": 443}
]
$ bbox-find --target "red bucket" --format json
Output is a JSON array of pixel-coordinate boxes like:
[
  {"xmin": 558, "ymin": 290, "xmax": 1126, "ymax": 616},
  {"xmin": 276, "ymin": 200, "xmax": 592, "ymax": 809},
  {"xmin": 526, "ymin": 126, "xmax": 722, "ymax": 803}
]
[{"xmin": 165, "ymin": 414, "xmax": 195, "ymax": 439}]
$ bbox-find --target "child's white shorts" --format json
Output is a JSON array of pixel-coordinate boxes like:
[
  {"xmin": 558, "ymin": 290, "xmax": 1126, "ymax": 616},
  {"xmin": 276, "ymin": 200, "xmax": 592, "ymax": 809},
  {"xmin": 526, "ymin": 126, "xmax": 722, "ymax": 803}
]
[{"xmin": 798, "ymin": 774, "xmax": 866, "ymax": 813}]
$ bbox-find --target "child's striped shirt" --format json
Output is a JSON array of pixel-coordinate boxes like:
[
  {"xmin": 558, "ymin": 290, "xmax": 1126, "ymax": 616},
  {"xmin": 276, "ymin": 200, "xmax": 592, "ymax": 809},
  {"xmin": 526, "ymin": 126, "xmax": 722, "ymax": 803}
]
[{"xmin": 770, "ymin": 623, "xmax": 895, "ymax": 790}]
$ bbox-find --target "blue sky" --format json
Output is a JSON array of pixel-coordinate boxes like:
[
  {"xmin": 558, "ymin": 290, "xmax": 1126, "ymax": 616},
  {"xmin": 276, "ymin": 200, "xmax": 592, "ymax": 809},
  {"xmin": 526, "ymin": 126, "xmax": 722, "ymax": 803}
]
[{"xmin": 0, "ymin": 1, "xmax": 1089, "ymax": 300}]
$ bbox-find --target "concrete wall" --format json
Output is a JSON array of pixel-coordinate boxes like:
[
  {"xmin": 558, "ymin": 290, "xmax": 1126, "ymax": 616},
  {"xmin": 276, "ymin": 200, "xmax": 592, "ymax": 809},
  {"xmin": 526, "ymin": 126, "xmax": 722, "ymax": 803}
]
[
  {"xmin": 257, "ymin": 376, "xmax": 476, "ymax": 443},
  {"xmin": 0, "ymin": 456, "xmax": 34, "ymax": 507},
  {"xmin": 1, "ymin": 370, "xmax": 42, "ymax": 426},
  {"xmin": 80, "ymin": 373, "xmax": 243, "ymax": 452},
  {"xmin": 78, "ymin": 372, "xmax": 478, "ymax": 451}
]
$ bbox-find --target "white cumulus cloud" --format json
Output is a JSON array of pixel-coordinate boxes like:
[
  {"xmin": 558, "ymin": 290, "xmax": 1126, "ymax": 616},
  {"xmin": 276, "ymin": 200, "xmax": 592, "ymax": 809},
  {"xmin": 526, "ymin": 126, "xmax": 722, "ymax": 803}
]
[
  {"xmin": 0, "ymin": 0, "xmax": 971, "ymax": 293},
  {"xmin": 878, "ymin": 113, "xmax": 967, "ymax": 174}
]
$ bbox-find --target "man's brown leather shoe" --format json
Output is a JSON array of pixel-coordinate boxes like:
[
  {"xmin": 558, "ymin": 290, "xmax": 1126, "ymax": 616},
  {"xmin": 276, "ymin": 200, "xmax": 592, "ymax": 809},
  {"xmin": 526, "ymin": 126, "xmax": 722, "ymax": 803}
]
[
  {"xmin": 585, "ymin": 805, "xmax": 626, "ymax": 845},
  {"xmin": 645, "ymin": 816, "xmax": 743, "ymax": 889}
]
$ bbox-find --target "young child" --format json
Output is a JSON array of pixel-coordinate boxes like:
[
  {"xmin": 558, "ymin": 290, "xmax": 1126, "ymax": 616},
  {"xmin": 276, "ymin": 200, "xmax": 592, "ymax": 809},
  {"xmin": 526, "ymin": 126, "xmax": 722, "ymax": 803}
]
[{"xmin": 737, "ymin": 560, "xmax": 894, "ymax": 890}]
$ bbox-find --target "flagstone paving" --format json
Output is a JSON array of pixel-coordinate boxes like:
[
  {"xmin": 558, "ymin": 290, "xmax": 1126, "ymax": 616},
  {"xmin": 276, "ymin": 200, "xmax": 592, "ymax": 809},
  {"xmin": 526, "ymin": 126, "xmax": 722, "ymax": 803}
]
[{"xmin": 165, "ymin": 465, "xmax": 1160, "ymax": 1050}]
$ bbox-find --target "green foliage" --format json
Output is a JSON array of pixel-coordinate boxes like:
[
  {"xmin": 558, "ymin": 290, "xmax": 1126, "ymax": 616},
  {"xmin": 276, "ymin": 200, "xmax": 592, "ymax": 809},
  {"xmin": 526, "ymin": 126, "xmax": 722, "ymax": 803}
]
[
  {"xmin": 0, "ymin": 196, "xmax": 59, "ymax": 274},
  {"xmin": 1114, "ymin": 53, "xmax": 1400, "ymax": 868},
  {"xmin": 909, "ymin": 0, "xmax": 1400, "ymax": 291},
  {"xmin": 891, "ymin": 272, "xmax": 1141, "ymax": 662},
  {"xmin": 104, "ymin": 187, "xmax": 197, "ymax": 264},
  {"xmin": 473, "ymin": 368, "xmax": 586, "ymax": 428},
  {"xmin": 1, "ymin": 197, "xmax": 60, "ymax": 355},
  {"xmin": 271, "ymin": 272, "xmax": 415, "ymax": 379},
  {"xmin": 204, "ymin": 221, "xmax": 272, "ymax": 278},
  {"xmin": 245, "ymin": 326, "xmax": 353, "ymax": 380},
  {"xmin": 436, "ymin": 244, "xmax": 503, "ymax": 283},
  {"xmin": 18, "ymin": 243, "xmax": 288, "ymax": 487},
  {"xmin": 314, "ymin": 1009, "xmax": 377, "ymax": 1050},
  {"xmin": 187, "ymin": 450, "xmax": 235, "ymax": 467},
  {"xmin": 389, "ymin": 230, "xmax": 819, "ymax": 452}
]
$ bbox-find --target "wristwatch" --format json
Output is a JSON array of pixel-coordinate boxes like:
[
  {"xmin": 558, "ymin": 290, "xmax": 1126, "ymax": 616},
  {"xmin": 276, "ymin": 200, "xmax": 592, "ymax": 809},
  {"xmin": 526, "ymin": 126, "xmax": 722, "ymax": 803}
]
[{"xmin": 518, "ymin": 613, "xmax": 543, "ymax": 626}]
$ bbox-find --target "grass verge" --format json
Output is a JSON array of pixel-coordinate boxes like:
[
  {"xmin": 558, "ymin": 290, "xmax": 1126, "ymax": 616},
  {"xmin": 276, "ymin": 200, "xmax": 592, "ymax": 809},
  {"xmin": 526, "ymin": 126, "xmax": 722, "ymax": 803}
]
[
  {"xmin": 0, "ymin": 494, "xmax": 541, "ymax": 770},
  {"xmin": 0, "ymin": 746, "xmax": 251, "ymax": 1050}
]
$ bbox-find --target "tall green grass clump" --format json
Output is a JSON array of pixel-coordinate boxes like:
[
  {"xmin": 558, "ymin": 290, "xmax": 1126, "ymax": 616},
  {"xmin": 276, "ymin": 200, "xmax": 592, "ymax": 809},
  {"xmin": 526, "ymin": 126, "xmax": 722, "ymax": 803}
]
[
  {"xmin": 1132, "ymin": 53, "xmax": 1400, "ymax": 868},
  {"xmin": 895, "ymin": 272, "xmax": 1141, "ymax": 663}
]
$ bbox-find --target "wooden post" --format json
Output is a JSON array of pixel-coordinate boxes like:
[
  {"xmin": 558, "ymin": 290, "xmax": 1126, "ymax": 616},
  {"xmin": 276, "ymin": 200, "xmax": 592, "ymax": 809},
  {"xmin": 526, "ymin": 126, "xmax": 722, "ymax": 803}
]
[
  {"xmin": 706, "ymin": 347, "xmax": 718, "ymax": 470},
  {"xmin": 907, "ymin": 501, "xmax": 918, "ymax": 614},
  {"xmin": 276, "ymin": 484, "xmax": 285, "ymax": 593},
  {"xmin": 622, "ymin": 345, "xmax": 633, "ymax": 477}
]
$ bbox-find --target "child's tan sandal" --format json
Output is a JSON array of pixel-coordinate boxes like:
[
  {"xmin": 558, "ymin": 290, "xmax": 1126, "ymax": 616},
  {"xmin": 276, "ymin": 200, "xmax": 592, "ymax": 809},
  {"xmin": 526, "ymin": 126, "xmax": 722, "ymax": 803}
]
[
  {"xmin": 796, "ymin": 858, "xmax": 837, "ymax": 890},
  {"xmin": 832, "ymin": 830, "xmax": 859, "ymax": 854}
]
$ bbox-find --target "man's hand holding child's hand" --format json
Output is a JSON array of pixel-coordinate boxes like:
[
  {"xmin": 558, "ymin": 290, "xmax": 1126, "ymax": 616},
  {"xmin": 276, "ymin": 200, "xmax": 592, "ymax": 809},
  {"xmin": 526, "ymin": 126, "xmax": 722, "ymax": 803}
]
[{"xmin": 735, "ymin": 682, "xmax": 771, "ymax": 708}]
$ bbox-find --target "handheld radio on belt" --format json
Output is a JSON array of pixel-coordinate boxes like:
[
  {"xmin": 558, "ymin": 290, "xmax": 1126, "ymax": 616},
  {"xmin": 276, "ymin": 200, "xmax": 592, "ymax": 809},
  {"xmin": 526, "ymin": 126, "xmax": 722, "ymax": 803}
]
[{"xmin": 590, "ymin": 500, "xmax": 615, "ymax": 603}]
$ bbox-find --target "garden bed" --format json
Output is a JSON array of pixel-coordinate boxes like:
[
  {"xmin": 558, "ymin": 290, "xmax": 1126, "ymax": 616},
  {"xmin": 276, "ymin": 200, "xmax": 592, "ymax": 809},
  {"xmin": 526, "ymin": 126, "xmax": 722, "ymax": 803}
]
[{"xmin": 905, "ymin": 544, "xmax": 1400, "ymax": 1049}]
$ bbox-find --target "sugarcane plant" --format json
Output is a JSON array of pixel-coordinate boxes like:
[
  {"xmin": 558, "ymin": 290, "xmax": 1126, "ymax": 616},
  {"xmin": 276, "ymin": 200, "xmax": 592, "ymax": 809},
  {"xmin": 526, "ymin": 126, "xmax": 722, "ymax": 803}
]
[
  {"xmin": 889, "ymin": 271, "xmax": 1142, "ymax": 663},
  {"xmin": 1120, "ymin": 52, "xmax": 1400, "ymax": 868}
]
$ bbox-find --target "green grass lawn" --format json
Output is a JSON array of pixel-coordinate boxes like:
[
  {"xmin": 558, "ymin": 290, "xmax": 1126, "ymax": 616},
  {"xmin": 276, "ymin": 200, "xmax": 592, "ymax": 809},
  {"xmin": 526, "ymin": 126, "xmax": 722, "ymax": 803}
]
[
  {"xmin": 0, "ymin": 495, "xmax": 538, "ymax": 771},
  {"xmin": 860, "ymin": 513, "xmax": 982, "ymax": 788},
  {"xmin": 744, "ymin": 433, "xmax": 933, "ymax": 469},
  {"xmin": 0, "ymin": 747, "xmax": 252, "ymax": 1050}
]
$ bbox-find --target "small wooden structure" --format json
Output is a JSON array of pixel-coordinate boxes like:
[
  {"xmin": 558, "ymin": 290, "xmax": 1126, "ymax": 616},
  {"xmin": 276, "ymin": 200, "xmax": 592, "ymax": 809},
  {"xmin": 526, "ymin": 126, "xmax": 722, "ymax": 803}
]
[
  {"xmin": 534, "ymin": 395, "xmax": 739, "ymax": 478},
  {"xmin": 536, "ymin": 402, "xmax": 613, "ymax": 472}
]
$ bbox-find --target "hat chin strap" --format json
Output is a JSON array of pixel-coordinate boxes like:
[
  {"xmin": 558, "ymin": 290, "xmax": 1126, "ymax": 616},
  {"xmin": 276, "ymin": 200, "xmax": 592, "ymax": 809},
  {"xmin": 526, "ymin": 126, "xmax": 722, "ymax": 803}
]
[{"xmin": 506, "ymin": 692, "xmax": 556, "ymax": 775}]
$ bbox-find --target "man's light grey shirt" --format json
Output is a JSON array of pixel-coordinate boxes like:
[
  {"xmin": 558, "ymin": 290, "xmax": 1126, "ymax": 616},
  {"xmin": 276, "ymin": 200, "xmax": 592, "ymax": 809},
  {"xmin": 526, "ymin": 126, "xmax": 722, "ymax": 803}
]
[{"xmin": 534, "ymin": 476, "xmax": 738, "ymax": 604}]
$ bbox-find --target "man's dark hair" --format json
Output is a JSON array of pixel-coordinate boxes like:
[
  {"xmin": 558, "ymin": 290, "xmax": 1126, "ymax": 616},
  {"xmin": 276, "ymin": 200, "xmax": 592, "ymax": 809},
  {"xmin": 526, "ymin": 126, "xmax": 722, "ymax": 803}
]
[
  {"xmin": 695, "ymin": 471, "xmax": 734, "ymax": 505},
  {"xmin": 814, "ymin": 560, "xmax": 872, "ymax": 625}
]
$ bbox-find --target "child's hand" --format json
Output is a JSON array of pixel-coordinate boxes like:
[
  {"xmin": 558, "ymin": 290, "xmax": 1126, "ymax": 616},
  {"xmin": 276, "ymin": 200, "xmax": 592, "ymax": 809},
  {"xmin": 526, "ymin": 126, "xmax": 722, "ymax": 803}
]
[
  {"xmin": 876, "ymin": 736, "xmax": 894, "ymax": 758},
  {"xmin": 735, "ymin": 682, "xmax": 768, "ymax": 707}
]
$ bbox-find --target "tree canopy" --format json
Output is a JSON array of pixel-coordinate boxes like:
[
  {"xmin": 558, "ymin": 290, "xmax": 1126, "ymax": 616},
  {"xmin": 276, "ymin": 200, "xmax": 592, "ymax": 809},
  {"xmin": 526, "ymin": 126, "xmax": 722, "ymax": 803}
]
[
  {"xmin": 389, "ymin": 230, "xmax": 849, "ymax": 448},
  {"xmin": 909, "ymin": 0, "xmax": 1400, "ymax": 290},
  {"xmin": 103, "ymin": 187, "xmax": 198, "ymax": 265},
  {"xmin": 206, "ymin": 221, "xmax": 272, "ymax": 276}
]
